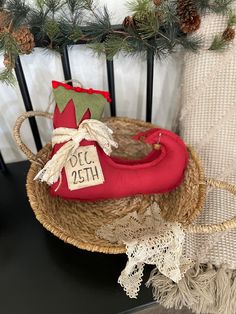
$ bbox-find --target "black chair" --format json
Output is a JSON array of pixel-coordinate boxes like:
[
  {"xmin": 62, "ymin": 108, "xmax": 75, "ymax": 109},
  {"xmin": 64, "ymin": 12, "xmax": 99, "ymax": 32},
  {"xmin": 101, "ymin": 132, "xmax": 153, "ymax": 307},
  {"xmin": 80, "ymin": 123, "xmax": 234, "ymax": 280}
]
[{"xmin": 0, "ymin": 44, "xmax": 160, "ymax": 314}]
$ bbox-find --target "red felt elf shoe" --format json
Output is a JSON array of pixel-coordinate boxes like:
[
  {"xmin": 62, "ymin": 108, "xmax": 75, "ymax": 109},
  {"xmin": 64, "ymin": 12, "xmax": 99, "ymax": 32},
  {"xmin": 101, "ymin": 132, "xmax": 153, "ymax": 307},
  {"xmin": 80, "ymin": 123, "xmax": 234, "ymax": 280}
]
[{"xmin": 35, "ymin": 81, "xmax": 189, "ymax": 201}]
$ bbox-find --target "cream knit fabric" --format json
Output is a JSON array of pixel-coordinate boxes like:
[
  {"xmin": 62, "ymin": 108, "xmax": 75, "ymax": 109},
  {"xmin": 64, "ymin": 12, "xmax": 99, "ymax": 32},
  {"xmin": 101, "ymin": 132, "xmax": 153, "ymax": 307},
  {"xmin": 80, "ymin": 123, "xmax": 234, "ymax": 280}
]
[{"xmin": 179, "ymin": 13, "xmax": 236, "ymax": 268}]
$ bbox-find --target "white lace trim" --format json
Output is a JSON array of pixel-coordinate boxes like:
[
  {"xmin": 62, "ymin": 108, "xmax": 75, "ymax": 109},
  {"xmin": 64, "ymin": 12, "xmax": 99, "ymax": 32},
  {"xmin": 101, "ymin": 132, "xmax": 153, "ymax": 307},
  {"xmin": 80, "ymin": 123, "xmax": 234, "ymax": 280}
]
[{"xmin": 97, "ymin": 202, "xmax": 192, "ymax": 298}]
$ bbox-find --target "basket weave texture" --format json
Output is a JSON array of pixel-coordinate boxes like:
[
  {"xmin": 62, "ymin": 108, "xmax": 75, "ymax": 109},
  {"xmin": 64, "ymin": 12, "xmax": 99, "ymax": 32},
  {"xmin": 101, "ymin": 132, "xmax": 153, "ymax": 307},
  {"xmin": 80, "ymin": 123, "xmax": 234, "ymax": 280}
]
[{"xmin": 25, "ymin": 117, "xmax": 206, "ymax": 254}]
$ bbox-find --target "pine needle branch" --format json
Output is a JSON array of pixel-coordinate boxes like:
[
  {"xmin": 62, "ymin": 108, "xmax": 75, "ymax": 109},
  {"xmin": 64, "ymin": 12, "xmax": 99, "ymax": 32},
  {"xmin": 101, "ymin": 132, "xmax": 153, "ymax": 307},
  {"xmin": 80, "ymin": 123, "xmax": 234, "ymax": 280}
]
[
  {"xmin": 81, "ymin": 0, "xmax": 95, "ymax": 11},
  {"xmin": 0, "ymin": 31, "xmax": 20, "ymax": 55},
  {"xmin": 227, "ymin": 10, "xmax": 236, "ymax": 27},
  {"xmin": 196, "ymin": 0, "xmax": 235, "ymax": 14},
  {"xmin": 213, "ymin": 0, "xmax": 235, "ymax": 14},
  {"xmin": 35, "ymin": 0, "xmax": 46, "ymax": 10},
  {"xmin": 0, "ymin": 67, "xmax": 15, "ymax": 85},
  {"xmin": 209, "ymin": 34, "xmax": 228, "ymax": 51},
  {"xmin": 84, "ymin": 6, "xmax": 112, "ymax": 42},
  {"xmin": 127, "ymin": 0, "xmax": 152, "ymax": 14},
  {"xmin": 104, "ymin": 34, "xmax": 133, "ymax": 59},
  {"xmin": 44, "ymin": 0, "xmax": 65, "ymax": 13},
  {"xmin": 65, "ymin": 0, "xmax": 84, "ymax": 13},
  {"xmin": 5, "ymin": 0, "xmax": 30, "ymax": 28},
  {"xmin": 0, "ymin": 0, "xmax": 6, "ymax": 7},
  {"xmin": 178, "ymin": 35, "xmax": 202, "ymax": 52}
]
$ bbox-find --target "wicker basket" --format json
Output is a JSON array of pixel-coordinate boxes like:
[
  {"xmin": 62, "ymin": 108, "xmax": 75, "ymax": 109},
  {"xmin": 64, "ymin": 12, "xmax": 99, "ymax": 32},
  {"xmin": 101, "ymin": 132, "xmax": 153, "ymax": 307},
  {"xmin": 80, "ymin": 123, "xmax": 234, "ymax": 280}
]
[{"xmin": 13, "ymin": 111, "xmax": 236, "ymax": 254}]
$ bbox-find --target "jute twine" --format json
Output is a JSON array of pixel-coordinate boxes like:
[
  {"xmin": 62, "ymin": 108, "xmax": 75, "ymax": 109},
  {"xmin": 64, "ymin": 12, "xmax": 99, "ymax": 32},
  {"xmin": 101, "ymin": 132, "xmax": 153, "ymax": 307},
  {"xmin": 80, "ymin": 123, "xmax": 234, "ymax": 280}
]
[{"xmin": 13, "ymin": 111, "xmax": 236, "ymax": 254}]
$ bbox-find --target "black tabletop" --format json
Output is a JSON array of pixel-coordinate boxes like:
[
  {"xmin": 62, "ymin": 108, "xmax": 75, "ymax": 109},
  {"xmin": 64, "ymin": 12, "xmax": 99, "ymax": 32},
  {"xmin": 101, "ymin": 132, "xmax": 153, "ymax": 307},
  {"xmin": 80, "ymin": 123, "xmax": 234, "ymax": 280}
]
[{"xmin": 0, "ymin": 161, "xmax": 152, "ymax": 314}]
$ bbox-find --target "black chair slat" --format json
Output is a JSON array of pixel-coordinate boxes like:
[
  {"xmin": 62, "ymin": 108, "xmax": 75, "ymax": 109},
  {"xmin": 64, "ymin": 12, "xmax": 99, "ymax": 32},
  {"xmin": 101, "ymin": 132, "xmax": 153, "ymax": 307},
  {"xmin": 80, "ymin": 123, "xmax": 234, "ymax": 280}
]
[
  {"xmin": 106, "ymin": 59, "xmax": 116, "ymax": 117},
  {"xmin": 146, "ymin": 50, "xmax": 154, "ymax": 123},
  {"xmin": 61, "ymin": 46, "xmax": 72, "ymax": 85},
  {"xmin": 15, "ymin": 57, "xmax": 42, "ymax": 151},
  {"xmin": 0, "ymin": 150, "xmax": 7, "ymax": 172}
]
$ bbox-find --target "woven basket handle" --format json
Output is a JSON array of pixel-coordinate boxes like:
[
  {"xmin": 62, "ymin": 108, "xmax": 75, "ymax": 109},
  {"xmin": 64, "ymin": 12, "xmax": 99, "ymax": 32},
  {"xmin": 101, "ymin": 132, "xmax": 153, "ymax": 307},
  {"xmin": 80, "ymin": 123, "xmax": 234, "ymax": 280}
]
[
  {"xmin": 13, "ymin": 111, "xmax": 52, "ymax": 164},
  {"xmin": 186, "ymin": 178, "xmax": 236, "ymax": 234}
]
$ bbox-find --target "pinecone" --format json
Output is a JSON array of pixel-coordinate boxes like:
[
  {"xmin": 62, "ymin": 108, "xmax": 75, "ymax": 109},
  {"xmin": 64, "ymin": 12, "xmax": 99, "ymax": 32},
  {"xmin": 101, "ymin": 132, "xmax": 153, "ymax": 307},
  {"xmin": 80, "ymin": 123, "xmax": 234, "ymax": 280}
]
[
  {"xmin": 0, "ymin": 9, "xmax": 12, "ymax": 32},
  {"xmin": 222, "ymin": 27, "xmax": 235, "ymax": 41},
  {"xmin": 153, "ymin": 0, "xmax": 162, "ymax": 5},
  {"xmin": 3, "ymin": 53, "xmax": 15, "ymax": 68},
  {"xmin": 12, "ymin": 26, "xmax": 35, "ymax": 54},
  {"xmin": 122, "ymin": 16, "xmax": 135, "ymax": 29},
  {"xmin": 177, "ymin": 0, "xmax": 201, "ymax": 34},
  {"xmin": 3, "ymin": 54, "xmax": 10, "ymax": 68}
]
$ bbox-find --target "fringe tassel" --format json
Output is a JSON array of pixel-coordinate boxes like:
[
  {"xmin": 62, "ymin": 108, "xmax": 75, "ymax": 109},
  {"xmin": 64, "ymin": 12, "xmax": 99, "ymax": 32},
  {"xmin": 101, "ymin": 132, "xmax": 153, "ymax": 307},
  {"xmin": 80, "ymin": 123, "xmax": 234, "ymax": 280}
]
[
  {"xmin": 190, "ymin": 264, "xmax": 217, "ymax": 314},
  {"xmin": 146, "ymin": 267, "xmax": 195, "ymax": 309},
  {"xmin": 230, "ymin": 271, "xmax": 236, "ymax": 313},
  {"xmin": 147, "ymin": 263, "xmax": 236, "ymax": 314},
  {"xmin": 215, "ymin": 264, "xmax": 232, "ymax": 314}
]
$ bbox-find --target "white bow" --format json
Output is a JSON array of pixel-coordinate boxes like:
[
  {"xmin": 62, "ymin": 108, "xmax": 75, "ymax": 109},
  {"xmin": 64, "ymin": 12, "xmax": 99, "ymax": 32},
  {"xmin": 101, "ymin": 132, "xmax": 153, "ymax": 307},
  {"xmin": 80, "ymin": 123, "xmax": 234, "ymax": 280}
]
[{"xmin": 34, "ymin": 119, "xmax": 118, "ymax": 185}]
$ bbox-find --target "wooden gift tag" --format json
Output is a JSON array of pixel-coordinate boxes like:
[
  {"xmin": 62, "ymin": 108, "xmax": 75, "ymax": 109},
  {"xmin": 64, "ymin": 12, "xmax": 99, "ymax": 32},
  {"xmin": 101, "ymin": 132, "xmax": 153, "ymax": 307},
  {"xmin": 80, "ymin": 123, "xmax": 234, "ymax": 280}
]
[{"xmin": 65, "ymin": 145, "xmax": 104, "ymax": 191}]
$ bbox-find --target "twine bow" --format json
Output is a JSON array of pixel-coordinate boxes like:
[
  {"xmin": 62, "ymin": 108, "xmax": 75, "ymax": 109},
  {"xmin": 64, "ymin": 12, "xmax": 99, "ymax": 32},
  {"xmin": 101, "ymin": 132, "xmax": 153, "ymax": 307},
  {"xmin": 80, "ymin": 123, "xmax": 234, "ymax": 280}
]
[{"xmin": 34, "ymin": 119, "xmax": 118, "ymax": 185}]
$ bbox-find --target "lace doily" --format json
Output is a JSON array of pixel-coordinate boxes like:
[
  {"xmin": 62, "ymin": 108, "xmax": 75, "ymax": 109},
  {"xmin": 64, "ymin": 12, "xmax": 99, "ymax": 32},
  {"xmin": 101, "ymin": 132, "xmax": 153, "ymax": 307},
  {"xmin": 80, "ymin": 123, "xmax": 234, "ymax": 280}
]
[{"xmin": 97, "ymin": 202, "xmax": 191, "ymax": 298}]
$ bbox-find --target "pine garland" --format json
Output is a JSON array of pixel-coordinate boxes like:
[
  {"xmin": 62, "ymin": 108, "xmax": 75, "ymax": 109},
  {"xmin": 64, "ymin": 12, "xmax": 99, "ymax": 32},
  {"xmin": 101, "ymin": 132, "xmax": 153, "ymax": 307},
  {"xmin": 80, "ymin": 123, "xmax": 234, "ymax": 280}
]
[
  {"xmin": 0, "ymin": 0, "xmax": 235, "ymax": 85},
  {"xmin": 196, "ymin": 0, "xmax": 235, "ymax": 14},
  {"xmin": 209, "ymin": 10, "xmax": 236, "ymax": 50}
]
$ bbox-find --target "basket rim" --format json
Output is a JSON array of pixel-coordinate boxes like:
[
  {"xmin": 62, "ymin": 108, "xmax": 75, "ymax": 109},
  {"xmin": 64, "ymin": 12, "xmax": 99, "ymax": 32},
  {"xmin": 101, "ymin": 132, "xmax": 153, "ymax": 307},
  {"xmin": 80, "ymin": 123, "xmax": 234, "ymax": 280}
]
[{"xmin": 182, "ymin": 146, "xmax": 206, "ymax": 224}]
